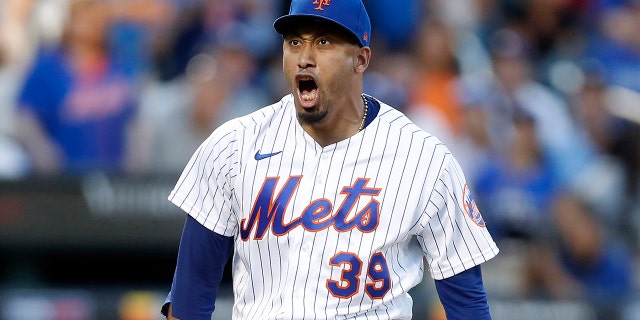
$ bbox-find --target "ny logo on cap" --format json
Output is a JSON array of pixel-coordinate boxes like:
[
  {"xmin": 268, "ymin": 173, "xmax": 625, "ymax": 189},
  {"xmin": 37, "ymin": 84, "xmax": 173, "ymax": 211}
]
[{"xmin": 313, "ymin": 0, "xmax": 331, "ymax": 10}]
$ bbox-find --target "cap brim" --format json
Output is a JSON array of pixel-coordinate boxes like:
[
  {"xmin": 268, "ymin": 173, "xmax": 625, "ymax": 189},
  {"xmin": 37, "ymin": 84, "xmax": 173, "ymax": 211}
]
[{"xmin": 273, "ymin": 14, "xmax": 363, "ymax": 46}]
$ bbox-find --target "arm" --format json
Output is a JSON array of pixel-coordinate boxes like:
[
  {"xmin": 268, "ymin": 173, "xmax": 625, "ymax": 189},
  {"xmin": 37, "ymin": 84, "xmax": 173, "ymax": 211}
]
[
  {"xmin": 161, "ymin": 215, "xmax": 234, "ymax": 320},
  {"xmin": 434, "ymin": 265, "xmax": 491, "ymax": 320},
  {"xmin": 14, "ymin": 109, "xmax": 63, "ymax": 174}
]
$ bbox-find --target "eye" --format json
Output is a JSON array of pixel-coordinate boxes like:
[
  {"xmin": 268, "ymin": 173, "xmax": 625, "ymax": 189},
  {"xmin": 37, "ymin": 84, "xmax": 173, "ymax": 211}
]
[
  {"xmin": 289, "ymin": 38, "xmax": 301, "ymax": 46},
  {"xmin": 318, "ymin": 38, "xmax": 331, "ymax": 45}
]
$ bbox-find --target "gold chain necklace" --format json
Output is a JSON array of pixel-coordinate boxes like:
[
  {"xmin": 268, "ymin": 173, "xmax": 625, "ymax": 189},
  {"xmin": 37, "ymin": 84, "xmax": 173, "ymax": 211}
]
[{"xmin": 358, "ymin": 94, "xmax": 368, "ymax": 132}]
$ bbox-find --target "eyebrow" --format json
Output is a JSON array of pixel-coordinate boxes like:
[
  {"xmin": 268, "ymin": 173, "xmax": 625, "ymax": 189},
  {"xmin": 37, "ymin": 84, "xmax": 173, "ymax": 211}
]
[{"xmin": 286, "ymin": 30, "xmax": 333, "ymax": 39}]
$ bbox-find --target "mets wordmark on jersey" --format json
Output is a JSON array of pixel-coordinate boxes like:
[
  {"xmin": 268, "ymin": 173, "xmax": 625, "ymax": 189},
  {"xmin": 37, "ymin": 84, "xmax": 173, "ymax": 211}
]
[{"xmin": 168, "ymin": 94, "xmax": 499, "ymax": 320}]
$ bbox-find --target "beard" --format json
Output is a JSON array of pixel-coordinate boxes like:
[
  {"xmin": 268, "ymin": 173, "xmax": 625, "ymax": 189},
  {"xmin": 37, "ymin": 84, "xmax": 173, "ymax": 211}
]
[{"xmin": 296, "ymin": 106, "xmax": 328, "ymax": 125}]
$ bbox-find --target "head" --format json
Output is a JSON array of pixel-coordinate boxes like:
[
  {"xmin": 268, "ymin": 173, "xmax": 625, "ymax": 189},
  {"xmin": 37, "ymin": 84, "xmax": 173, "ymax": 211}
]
[
  {"xmin": 274, "ymin": 0, "xmax": 372, "ymax": 127},
  {"xmin": 415, "ymin": 19, "xmax": 458, "ymax": 72},
  {"xmin": 489, "ymin": 28, "xmax": 532, "ymax": 92},
  {"xmin": 185, "ymin": 53, "xmax": 229, "ymax": 130},
  {"xmin": 552, "ymin": 193, "xmax": 603, "ymax": 263},
  {"xmin": 61, "ymin": 0, "xmax": 109, "ymax": 51}
]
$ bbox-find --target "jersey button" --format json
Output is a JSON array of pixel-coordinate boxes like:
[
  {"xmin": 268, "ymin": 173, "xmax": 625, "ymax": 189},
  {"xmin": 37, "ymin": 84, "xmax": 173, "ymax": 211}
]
[{"xmin": 321, "ymin": 153, "xmax": 328, "ymax": 160}]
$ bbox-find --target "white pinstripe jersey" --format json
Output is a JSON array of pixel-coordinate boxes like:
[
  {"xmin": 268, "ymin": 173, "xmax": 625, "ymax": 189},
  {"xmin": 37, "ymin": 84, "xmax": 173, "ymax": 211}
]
[{"xmin": 168, "ymin": 94, "xmax": 499, "ymax": 319}]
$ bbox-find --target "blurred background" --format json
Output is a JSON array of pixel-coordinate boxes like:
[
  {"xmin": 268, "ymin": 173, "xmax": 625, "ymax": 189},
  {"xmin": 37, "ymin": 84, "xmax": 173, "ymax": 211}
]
[{"xmin": 1, "ymin": 0, "xmax": 640, "ymax": 319}]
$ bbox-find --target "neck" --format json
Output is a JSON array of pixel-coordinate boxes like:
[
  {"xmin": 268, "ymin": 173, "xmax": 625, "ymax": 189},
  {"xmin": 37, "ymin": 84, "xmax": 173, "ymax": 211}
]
[{"xmin": 302, "ymin": 94, "xmax": 368, "ymax": 147}]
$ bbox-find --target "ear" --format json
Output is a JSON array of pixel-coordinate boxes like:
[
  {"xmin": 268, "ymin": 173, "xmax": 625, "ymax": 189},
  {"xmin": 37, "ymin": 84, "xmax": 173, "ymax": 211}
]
[{"xmin": 354, "ymin": 46, "xmax": 371, "ymax": 73}]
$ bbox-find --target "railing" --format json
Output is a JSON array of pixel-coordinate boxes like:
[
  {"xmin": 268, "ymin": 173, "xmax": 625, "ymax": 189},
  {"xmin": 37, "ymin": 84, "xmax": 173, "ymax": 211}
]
[{"xmin": 0, "ymin": 173, "xmax": 184, "ymax": 249}]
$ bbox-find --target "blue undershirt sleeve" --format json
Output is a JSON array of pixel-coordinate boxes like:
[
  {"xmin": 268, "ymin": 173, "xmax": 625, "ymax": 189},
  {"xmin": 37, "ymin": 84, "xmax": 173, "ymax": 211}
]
[
  {"xmin": 160, "ymin": 215, "xmax": 234, "ymax": 320},
  {"xmin": 434, "ymin": 265, "xmax": 492, "ymax": 320}
]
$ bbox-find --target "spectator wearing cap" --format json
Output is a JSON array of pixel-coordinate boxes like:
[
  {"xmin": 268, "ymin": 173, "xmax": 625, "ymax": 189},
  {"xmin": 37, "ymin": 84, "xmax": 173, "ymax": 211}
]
[{"xmin": 473, "ymin": 102, "xmax": 560, "ymax": 242}]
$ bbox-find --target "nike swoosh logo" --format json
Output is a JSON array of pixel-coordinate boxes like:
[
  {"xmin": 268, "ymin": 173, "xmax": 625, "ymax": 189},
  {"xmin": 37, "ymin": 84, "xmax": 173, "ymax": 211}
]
[{"xmin": 254, "ymin": 150, "xmax": 283, "ymax": 160}]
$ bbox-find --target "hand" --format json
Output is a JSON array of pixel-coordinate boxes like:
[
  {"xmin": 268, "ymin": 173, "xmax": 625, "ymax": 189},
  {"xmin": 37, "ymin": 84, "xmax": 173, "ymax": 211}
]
[{"xmin": 166, "ymin": 304, "xmax": 181, "ymax": 320}]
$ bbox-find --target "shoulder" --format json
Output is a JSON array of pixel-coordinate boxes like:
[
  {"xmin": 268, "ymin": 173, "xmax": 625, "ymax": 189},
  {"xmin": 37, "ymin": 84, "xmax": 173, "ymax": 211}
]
[
  {"xmin": 30, "ymin": 46, "xmax": 66, "ymax": 69},
  {"xmin": 371, "ymin": 96, "xmax": 448, "ymax": 149},
  {"xmin": 517, "ymin": 82, "xmax": 567, "ymax": 109},
  {"xmin": 197, "ymin": 95, "xmax": 294, "ymax": 153},
  {"xmin": 232, "ymin": 94, "xmax": 294, "ymax": 129},
  {"xmin": 368, "ymin": 96, "xmax": 457, "ymax": 179},
  {"xmin": 22, "ymin": 47, "xmax": 66, "ymax": 82}
]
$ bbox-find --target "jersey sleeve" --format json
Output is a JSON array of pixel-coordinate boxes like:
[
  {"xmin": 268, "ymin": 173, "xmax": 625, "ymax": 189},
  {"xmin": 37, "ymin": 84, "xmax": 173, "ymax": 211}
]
[
  {"xmin": 168, "ymin": 121, "xmax": 240, "ymax": 236},
  {"xmin": 434, "ymin": 265, "xmax": 491, "ymax": 320},
  {"xmin": 419, "ymin": 155, "xmax": 499, "ymax": 280},
  {"xmin": 18, "ymin": 50, "xmax": 67, "ymax": 123}
]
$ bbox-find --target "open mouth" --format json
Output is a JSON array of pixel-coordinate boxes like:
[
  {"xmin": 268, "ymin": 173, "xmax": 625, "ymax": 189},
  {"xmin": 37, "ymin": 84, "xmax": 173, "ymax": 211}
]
[{"xmin": 297, "ymin": 76, "xmax": 318, "ymax": 107}]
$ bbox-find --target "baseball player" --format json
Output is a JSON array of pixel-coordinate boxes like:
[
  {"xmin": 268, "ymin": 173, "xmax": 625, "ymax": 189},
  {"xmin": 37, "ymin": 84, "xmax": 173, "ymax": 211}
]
[{"xmin": 162, "ymin": 0, "xmax": 499, "ymax": 319}]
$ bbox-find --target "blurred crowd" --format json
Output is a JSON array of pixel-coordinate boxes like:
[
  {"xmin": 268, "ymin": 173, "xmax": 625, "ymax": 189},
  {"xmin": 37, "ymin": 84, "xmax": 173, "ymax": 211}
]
[{"xmin": 1, "ymin": 0, "xmax": 640, "ymax": 318}]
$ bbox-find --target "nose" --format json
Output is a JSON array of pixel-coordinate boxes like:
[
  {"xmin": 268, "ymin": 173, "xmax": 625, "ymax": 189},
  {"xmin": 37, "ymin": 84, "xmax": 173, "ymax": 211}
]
[{"xmin": 297, "ymin": 44, "xmax": 315, "ymax": 69}]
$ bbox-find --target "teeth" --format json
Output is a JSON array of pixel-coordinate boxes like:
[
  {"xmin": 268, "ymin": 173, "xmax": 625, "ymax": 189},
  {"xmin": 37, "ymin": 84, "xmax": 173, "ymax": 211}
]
[{"xmin": 301, "ymin": 93, "xmax": 316, "ymax": 101}]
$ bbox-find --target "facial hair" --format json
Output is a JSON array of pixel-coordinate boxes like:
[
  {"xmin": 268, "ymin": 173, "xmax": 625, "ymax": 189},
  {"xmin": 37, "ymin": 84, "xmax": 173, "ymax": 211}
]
[{"xmin": 296, "ymin": 106, "xmax": 328, "ymax": 125}]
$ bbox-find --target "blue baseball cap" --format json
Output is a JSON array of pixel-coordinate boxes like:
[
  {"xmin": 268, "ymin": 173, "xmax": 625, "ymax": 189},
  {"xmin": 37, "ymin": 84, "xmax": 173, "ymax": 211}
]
[{"xmin": 274, "ymin": 0, "xmax": 371, "ymax": 47}]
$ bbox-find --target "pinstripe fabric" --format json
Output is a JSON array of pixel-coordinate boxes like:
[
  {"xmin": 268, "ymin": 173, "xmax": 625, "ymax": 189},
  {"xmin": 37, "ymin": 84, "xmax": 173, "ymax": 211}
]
[{"xmin": 168, "ymin": 94, "xmax": 499, "ymax": 319}]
